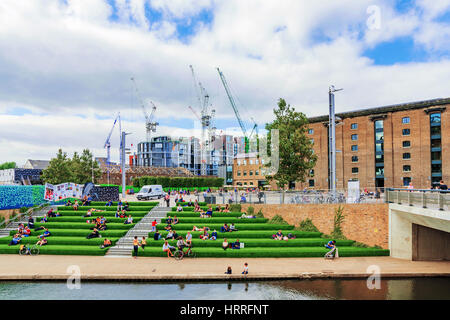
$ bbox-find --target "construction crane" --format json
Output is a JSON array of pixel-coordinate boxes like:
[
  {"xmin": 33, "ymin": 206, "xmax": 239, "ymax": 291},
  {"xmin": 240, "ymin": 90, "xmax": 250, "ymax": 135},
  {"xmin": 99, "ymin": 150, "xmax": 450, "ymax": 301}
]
[
  {"xmin": 189, "ymin": 65, "xmax": 216, "ymax": 175},
  {"xmin": 130, "ymin": 77, "xmax": 159, "ymax": 143},
  {"xmin": 103, "ymin": 112, "xmax": 122, "ymax": 184},
  {"xmin": 216, "ymin": 67, "xmax": 257, "ymax": 153}
]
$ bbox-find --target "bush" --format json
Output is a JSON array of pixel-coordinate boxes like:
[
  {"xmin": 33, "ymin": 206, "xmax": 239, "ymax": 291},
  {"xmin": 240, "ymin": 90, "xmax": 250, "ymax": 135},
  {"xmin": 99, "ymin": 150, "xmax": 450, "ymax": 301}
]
[
  {"xmin": 19, "ymin": 207, "xmax": 29, "ymax": 213},
  {"xmin": 230, "ymin": 204, "xmax": 241, "ymax": 212},
  {"xmin": 256, "ymin": 209, "xmax": 264, "ymax": 218},
  {"xmin": 331, "ymin": 205, "xmax": 346, "ymax": 239},
  {"xmin": 246, "ymin": 206, "xmax": 255, "ymax": 215},
  {"xmin": 268, "ymin": 214, "xmax": 288, "ymax": 224},
  {"xmin": 296, "ymin": 218, "xmax": 319, "ymax": 232}
]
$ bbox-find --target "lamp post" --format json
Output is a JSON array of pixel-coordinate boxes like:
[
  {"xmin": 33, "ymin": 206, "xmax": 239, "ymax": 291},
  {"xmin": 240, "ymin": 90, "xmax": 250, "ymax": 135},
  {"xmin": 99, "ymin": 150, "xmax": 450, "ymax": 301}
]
[
  {"xmin": 121, "ymin": 131, "xmax": 132, "ymax": 199},
  {"xmin": 329, "ymin": 85, "xmax": 343, "ymax": 197}
]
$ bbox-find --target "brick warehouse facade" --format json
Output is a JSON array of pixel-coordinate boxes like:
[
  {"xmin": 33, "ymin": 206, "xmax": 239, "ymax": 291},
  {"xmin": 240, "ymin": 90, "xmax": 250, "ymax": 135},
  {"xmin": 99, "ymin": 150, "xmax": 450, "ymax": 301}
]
[{"xmin": 295, "ymin": 97, "xmax": 450, "ymax": 191}]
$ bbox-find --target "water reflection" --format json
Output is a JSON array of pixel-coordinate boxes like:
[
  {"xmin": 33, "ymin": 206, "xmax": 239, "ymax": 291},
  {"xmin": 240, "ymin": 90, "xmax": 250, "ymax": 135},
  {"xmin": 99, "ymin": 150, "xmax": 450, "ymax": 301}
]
[{"xmin": 0, "ymin": 278, "xmax": 449, "ymax": 300}]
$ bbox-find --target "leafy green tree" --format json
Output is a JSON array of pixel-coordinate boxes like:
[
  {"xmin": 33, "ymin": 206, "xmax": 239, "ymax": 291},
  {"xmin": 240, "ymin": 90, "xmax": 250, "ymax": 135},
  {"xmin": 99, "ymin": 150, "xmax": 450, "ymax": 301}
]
[
  {"xmin": 265, "ymin": 98, "xmax": 317, "ymax": 202},
  {"xmin": 0, "ymin": 162, "xmax": 16, "ymax": 170},
  {"xmin": 77, "ymin": 149, "xmax": 101, "ymax": 184},
  {"xmin": 41, "ymin": 149, "xmax": 73, "ymax": 184}
]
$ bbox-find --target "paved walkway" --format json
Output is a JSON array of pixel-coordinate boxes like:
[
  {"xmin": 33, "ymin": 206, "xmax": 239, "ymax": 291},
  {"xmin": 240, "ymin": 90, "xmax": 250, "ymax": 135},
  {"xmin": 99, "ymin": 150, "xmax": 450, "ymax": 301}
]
[{"xmin": 0, "ymin": 255, "xmax": 448, "ymax": 281}]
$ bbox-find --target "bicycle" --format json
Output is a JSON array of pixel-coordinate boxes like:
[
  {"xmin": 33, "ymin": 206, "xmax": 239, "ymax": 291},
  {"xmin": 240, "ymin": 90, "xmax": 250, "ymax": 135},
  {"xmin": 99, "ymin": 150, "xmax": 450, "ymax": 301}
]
[
  {"xmin": 19, "ymin": 243, "xmax": 40, "ymax": 256},
  {"xmin": 174, "ymin": 246, "xmax": 197, "ymax": 260}
]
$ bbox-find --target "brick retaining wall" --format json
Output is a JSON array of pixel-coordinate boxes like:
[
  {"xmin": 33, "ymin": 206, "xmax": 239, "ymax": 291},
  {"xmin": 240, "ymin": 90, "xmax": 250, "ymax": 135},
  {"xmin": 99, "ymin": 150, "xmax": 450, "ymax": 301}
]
[{"xmin": 241, "ymin": 203, "xmax": 389, "ymax": 249}]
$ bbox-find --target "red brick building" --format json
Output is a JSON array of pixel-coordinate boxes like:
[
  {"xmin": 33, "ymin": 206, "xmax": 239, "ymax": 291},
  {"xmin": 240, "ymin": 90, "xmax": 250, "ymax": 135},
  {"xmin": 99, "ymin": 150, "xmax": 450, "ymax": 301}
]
[{"xmin": 296, "ymin": 98, "xmax": 449, "ymax": 191}]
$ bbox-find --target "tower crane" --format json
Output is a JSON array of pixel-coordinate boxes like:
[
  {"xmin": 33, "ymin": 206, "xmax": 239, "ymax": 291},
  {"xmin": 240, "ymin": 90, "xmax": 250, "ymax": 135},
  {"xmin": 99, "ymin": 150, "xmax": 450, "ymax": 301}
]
[
  {"xmin": 189, "ymin": 65, "xmax": 216, "ymax": 175},
  {"xmin": 216, "ymin": 67, "xmax": 257, "ymax": 154},
  {"xmin": 130, "ymin": 77, "xmax": 159, "ymax": 143},
  {"xmin": 104, "ymin": 112, "xmax": 122, "ymax": 184}
]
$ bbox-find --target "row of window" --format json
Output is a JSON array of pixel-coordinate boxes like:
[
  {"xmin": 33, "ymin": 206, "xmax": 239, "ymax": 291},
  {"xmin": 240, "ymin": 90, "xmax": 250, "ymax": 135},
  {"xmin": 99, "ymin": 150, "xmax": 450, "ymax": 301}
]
[
  {"xmin": 237, "ymin": 170, "xmax": 260, "ymax": 176},
  {"xmin": 350, "ymin": 165, "xmax": 412, "ymax": 174},
  {"xmin": 236, "ymin": 159, "xmax": 262, "ymax": 165},
  {"xmin": 236, "ymin": 181, "xmax": 255, "ymax": 186},
  {"xmin": 350, "ymin": 140, "xmax": 411, "ymax": 152},
  {"xmin": 307, "ymin": 117, "xmax": 411, "ymax": 135}
]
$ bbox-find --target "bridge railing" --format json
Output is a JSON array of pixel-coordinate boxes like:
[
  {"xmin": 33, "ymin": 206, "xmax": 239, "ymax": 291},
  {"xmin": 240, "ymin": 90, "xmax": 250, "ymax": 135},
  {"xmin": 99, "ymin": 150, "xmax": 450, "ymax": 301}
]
[{"xmin": 385, "ymin": 188, "xmax": 450, "ymax": 211}]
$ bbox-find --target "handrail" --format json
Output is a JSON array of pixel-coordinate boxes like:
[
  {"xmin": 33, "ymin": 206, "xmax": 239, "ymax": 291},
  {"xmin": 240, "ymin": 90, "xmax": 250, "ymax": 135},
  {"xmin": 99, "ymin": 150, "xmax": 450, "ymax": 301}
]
[
  {"xmin": 0, "ymin": 203, "xmax": 50, "ymax": 229},
  {"xmin": 386, "ymin": 187, "xmax": 450, "ymax": 193}
]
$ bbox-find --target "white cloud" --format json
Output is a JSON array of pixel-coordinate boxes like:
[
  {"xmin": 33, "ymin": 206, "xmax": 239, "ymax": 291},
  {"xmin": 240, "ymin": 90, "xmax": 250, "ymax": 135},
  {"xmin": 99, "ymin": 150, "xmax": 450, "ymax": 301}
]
[{"xmin": 0, "ymin": 0, "xmax": 449, "ymax": 164}]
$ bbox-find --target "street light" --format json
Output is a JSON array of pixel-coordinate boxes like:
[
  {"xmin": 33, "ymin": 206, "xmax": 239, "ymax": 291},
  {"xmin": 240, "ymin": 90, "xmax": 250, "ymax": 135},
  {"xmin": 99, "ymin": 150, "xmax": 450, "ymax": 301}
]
[{"xmin": 329, "ymin": 85, "xmax": 343, "ymax": 197}]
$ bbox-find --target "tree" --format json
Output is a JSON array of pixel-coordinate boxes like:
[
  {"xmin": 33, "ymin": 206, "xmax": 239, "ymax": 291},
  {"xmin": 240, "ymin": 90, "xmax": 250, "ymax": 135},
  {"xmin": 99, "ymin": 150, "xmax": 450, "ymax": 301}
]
[
  {"xmin": 0, "ymin": 162, "xmax": 16, "ymax": 170},
  {"xmin": 265, "ymin": 98, "xmax": 317, "ymax": 202},
  {"xmin": 41, "ymin": 148, "xmax": 101, "ymax": 184},
  {"xmin": 41, "ymin": 149, "xmax": 73, "ymax": 184}
]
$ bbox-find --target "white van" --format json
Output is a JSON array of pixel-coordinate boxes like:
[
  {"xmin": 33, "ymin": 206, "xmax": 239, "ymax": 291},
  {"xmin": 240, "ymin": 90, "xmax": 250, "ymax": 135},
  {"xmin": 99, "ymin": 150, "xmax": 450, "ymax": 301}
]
[{"xmin": 136, "ymin": 185, "xmax": 165, "ymax": 200}]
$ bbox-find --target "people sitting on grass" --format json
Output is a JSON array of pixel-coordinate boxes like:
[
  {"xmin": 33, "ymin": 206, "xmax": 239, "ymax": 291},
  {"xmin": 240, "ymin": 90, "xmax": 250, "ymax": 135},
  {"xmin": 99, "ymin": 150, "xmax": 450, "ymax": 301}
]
[
  {"xmin": 124, "ymin": 215, "xmax": 133, "ymax": 225},
  {"xmin": 272, "ymin": 230, "xmax": 284, "ymax": 240},
  {"xmin": 65, "ymin": 199, "xmax": 73, "ymax": 206},
  {"xmin": 205, "ymin": 207, "xmax": 213, "ymax": 217},
  {"xmin": 40, "ymin": 216, "xmax": 47, "ymax": 223},
  {"xmin": 194, "ymin": 204, "xmax": 201, "ymax": 213},
  {"xmin": 86, "ymin": 228, "xmax": 100, "ymax": 239},
  {"xmin": 199, "ymin": 210, "xmax": 210, "ymax": 218},
  {"xmin": 200, "ymin": 229, "xmax": 209, "ymax": 240},
  {"xmin": 105, "ymin": 200, "xmax": 113, "ymax": 207},
  {"xmin": 230, "ymin": 223, "xmax": 238, "ymax": 232},
  {"xmin": 240, "ymin": 213, "xmax": 256, "ymax": 219},
  {"xmin": 117, "ymin": 200, "xmax": 123, "ymax": 211},
  {"xmin": 231, "ymin": 238, "xmax": 241, "ymax": 249},
  {"xmin": 176, "ymin": 204, "xmax": 183, "ymax": 212},
  {"xmin": 176, "ymin": 236, "xmax": 187, "ymax": 251},
  {"xmin": 22, "ymin": 226, "xmax": 31, "ymax": 237},
  {"xmin": 84, "ymin": 209, "xmax": 93, "ymax": 217},
  {"xmin": 153, "ymin": 230, "xmax": 162, "ymax": 241},
  {"xmin": 210, "ymin": 230, "xmax": 218, "ymax": 240},
  {"xmin": 222, "ymin": 204, "xmax": 230, "ymax": 213},
  {"xmin": 166, "ymin": 216, "xmax": 173, "ymax": 225},
  {"xmin": 164, "ymin": 224, "xmax": 173, "ymax": 232},
  {"xmin": 35, "ymin": 229, "xmax": 51, "ymax": 240},
  {"xmin": 325, "ymin": 240, "xmax": 339, "ymax": 258},
  {"xmin": 172, "ymin": 216, "xmax": 179, "ymax": 225},
  {"xmin": 220, "ymin": 223, "xmax": 230, "ymax": 233},
  {"xmin": 166, "ymin": 229, "xmax": 175, "ymax": 240},
  {"xmin": 192, "ymin": 225, "xmax": 206, "ymax": 232},
  {"xmin": 36, "ymin": 237, "xmax": 47, "ymax": 246},
  {"xmin": 100, "ymin": 238, "xmax": 112, "ymax": 249},
  {"xmin": 123, "ymin": 202, "xmax": 130, "ymax": 211},
  {"xmin": 8, "ymin": 234, "xmax": 22, "ymax": 246},
  {"xmin": 222, "ymin": 238, "xmax": 229, "ymax": 250},
  {"xmin": 73, "ymin": 200, "xmax": 79, "ymax": 211},
  {"xmin": 187, "ymin": 200, "xmax": 194, "ymax": 207},
  {"xmin": 47, "ymin": 208, "xmax": 55, "ymax": 217},
  {"xmin": 185, "ymin": 232, "xmax": 192, "ymax": 246},
  {"xmin": 162, "ymin": 240, "xmax": 175, "ymax": 257},
  {"xmin": 33, "ymin": 225, "xmax": 46, "ymax": 232}
]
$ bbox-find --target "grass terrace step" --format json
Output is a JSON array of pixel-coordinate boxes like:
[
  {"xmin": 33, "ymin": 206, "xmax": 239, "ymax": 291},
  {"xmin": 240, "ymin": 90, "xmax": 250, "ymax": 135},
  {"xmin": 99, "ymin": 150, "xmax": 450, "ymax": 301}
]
[
  {"xmin": 90, "ymin": 201, "xmax": 159, "ymax": 206},
  {"xmin": 145, "ymin": 238, "xmax": 355, "ymax": 248},
  {"xmin": 48, "ymin": 211, "xmax": 149, "ymax": 217},
  {"xmin": 167, "ymin": 212, "xmax": 243, "ymax": 217},
  {"xmin": 161, "ymin": 218, "xmax": 268, "ymax": 224},
  {"xmin": 150, "ymin": 230, "xmax": 320, "ymax": 239},
  {"xmin": 137, "ymin": 246, "xmax": 390, "ymax": 258},
  {"xmin": 43, "ymin": 217, "xmax": 143, "ymax": 224},
  {"xmin": 171, "ymin": 207, "xmax": 211, "ymax": 212},
  {"xmin": 0, "ymin": 244, "xmax": 109, "ymax": 256},
  {"xmin": 0, "ymin": 236, "xmax": 119, "ymax": 246},
  {"xmin": 155, "ymin": 223, "xmax": 294, "ymax": 231},
  {"xmin": 57, "ymin": 206, "xmax": 155, "ymax": 212},
  {"xmin": 29, "ymin": 222, "xmax": 135, "ymax": 230},
  {"xmin": 10, "ymin": 229, "xmax": 128, "ymax": 238}
]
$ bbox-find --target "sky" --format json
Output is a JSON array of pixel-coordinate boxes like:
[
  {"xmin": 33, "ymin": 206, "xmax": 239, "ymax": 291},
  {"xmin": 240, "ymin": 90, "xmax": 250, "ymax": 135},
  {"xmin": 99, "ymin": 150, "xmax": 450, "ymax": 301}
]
[{"xmin": 1, "ymin": 0, "xmax": 450, "ymax": 165}]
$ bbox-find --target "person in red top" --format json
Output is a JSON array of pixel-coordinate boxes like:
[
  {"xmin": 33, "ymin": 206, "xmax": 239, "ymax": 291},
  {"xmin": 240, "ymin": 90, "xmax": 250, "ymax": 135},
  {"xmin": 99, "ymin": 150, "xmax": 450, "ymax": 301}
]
[{"xmin": 151, "ymin": 219, "xmax": 158, "ymax": 232}]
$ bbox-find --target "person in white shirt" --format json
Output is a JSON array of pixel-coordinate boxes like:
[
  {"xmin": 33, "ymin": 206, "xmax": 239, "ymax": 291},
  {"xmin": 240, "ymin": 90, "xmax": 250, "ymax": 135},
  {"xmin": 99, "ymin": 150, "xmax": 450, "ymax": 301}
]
[
  {"xmin": 124, "ymin": 215, "xmax": 133, "ymax": 224},
  {"xmin": 162, "ymin": 241, "xmax": 174, "ymax": 257}
]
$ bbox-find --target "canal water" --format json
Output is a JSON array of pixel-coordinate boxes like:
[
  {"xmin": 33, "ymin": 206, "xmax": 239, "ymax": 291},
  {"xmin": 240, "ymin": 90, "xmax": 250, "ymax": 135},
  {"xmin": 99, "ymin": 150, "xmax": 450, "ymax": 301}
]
[{"xmin": 1, "ymin": 278, "xmax": 449, "ymax": 300}]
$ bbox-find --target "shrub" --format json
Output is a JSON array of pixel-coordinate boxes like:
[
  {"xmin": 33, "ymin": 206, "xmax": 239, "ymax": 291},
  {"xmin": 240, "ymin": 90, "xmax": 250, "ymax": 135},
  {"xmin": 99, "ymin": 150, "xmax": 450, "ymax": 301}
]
[
  {"xmin": 296, "ymin": 218, "xmax": 319, "ymax": 232},
  {"xmin": 19, "ymin": 207, "xmax": 29, "ymax": 213},
  {"xmin": 269, "ymin": 214, "xmax": 288, "ymax": 224},
  {"xmin": 246, "ymin": 206, "xmax": 255, "ymax": 215},
  {"xmin": 256, "ymin": 209, "xmax": 264, "ymax": 218},
  {"xmin": 331, "ymin": 205, "xmax": 346, "ymax": 239},
  {"xmin": 230, "ymin": 204, "xmax": 241, "ymax": 212}
]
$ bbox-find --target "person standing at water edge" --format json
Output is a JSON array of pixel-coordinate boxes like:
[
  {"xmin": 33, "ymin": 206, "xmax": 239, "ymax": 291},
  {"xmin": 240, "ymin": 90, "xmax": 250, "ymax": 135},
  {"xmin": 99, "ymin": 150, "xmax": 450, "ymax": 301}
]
[{"xmin": 133, "ymin": 236, "xmax": 139, "ymax": 259}]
